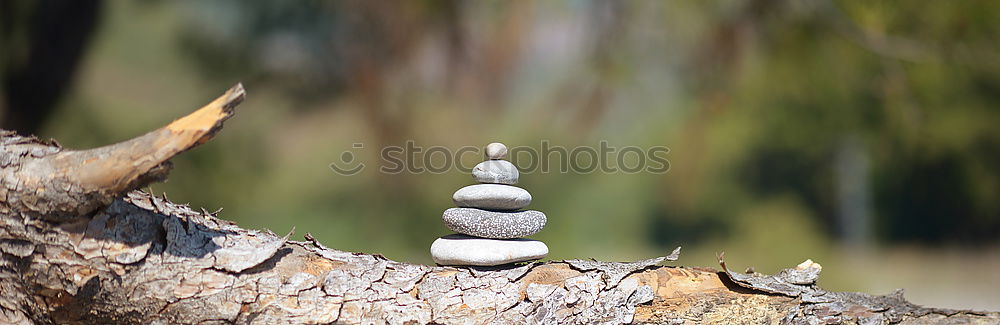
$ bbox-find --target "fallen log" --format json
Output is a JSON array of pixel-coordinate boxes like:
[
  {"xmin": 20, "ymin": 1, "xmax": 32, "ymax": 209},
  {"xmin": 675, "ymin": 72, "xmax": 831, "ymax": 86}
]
[{"xmin": 0, "ymin": 84, "xmax": 995, "ymax": 324}]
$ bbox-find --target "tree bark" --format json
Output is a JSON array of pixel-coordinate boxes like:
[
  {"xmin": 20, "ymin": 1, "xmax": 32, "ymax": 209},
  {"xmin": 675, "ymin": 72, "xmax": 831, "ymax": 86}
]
[{"xmin": 0, "ymin": 85, "xmax": 996, "ymax": 324}]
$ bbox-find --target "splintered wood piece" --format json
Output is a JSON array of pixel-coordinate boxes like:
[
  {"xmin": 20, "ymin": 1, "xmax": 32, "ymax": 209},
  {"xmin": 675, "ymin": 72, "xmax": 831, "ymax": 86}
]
[{"xmin": 0, "ymin": 84, "xmax": 245, "ymax": 219}]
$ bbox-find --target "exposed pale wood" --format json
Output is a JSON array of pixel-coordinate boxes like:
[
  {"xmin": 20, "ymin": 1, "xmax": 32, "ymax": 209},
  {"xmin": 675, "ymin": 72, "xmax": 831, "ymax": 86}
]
[
  {"xmin": 0, "ymin": 85, "xmax": 996, "ymax": 324},
  {"xmin": 0, "ymin": 84, "xmax": 244, "ymax": 219}
]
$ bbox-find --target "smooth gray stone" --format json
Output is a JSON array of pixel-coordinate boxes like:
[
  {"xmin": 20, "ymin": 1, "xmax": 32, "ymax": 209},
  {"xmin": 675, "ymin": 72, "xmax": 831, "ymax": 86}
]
[
  {"xmin": 472, "ymin": 160, "xmax": 519, "ymax": 185},
  {"xmin": 442, "ymin": 208, "xmax": 546, "ymax": 239},
  {"xmin": 430, "ymin": 234, "xmax": 548, "ymax": 266},
  {"xmin": 452, "ymin": 184, "xmax": 531, "ymax": 211},
  {"xmin": 485, "ymin": 142, "xmax": 508, "ymax": 159}
]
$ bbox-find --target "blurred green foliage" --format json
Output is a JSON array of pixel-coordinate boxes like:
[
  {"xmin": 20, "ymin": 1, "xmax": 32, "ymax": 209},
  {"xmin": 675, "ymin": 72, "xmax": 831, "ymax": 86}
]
[{"xmin": 4, "ymin": 0, "xmax": 999, "ymax": 309}]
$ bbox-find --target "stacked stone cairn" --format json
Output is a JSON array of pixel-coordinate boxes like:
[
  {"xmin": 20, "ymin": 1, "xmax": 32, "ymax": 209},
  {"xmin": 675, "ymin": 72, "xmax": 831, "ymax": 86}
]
[{"xmin": 430, "ymin": 142, "xmax": 549, "ymax": 266}]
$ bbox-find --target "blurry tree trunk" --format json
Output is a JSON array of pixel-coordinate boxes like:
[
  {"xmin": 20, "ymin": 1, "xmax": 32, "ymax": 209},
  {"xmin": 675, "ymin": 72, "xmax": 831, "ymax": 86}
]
[
  {"xmin": 1, "ymin": 0, "xmax": 103, "ymax": 134},
  {"xmin": 0, "ymin": 85, "xmax": 996, "ymax": 324}
]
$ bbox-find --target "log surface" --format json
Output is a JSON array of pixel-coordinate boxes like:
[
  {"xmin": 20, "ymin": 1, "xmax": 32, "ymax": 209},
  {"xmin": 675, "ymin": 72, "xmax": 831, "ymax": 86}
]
[{"xmin": 0, "ymin": 85, "xmax": 996, "ymax": 324}]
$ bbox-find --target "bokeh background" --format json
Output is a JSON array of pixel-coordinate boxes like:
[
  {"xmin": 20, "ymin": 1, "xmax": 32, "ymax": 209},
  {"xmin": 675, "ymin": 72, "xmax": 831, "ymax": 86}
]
[{"xmin": 3, "ymin": 0, "xmax": 999, "ymax": 310}]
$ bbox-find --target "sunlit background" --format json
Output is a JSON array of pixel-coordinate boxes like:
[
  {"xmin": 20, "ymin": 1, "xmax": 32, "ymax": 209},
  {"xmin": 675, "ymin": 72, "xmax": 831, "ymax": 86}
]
[{"xmin": 3, "ymin": 1, "xmax": 999, "ymax": 310}]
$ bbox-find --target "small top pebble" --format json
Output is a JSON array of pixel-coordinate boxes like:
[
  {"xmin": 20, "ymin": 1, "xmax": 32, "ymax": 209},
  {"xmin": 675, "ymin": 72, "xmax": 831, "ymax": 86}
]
[{"xmin": 485, "ymin": 142, "xmax": 508, "ymax": 160}]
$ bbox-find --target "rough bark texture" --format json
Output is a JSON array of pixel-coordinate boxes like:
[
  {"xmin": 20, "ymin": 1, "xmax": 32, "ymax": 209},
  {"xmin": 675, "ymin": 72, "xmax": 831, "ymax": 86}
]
[{"xmin": 1, "ymin": 85, "xmax": 997, "ymax": 324}]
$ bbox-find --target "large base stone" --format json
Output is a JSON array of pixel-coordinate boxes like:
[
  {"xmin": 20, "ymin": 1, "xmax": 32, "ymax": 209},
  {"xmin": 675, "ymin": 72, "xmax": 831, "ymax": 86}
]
[{"xmin": 430, "ymin": 234, "xmax": 548, "ymax": 266}]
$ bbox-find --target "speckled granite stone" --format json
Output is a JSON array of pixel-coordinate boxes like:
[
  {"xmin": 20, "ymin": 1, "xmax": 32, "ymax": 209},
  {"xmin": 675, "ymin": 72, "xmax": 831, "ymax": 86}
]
[{"xmin": 442, "ymin": 208, "xmax": 546, "ymax": 239}]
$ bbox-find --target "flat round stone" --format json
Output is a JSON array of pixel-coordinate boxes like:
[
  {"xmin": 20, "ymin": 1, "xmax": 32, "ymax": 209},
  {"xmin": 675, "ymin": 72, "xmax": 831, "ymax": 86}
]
[
  {"xmin": 442, "ymin": 208, "xmax": 546, "ymax": 239},
  {"xmin": 452, "ymin": 184, "xmax": 531, "ymax": 211},
  {"xmin": 430, "ymin": 234, "xmax": 548, "ymax": 266},
  {"xmin": 485, "ymin": 142, "xmax": 508, "ymax": 159},
  {"xmin": 472, "ymin": 160, "xmax": 519, "ymax": 185}
]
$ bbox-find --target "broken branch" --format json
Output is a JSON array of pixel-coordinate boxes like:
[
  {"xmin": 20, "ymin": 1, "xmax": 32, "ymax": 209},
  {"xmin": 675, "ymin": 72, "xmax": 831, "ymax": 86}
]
[{"xmin": 0, "ymin": 84, "xmax": 245, "ymax": 219}]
